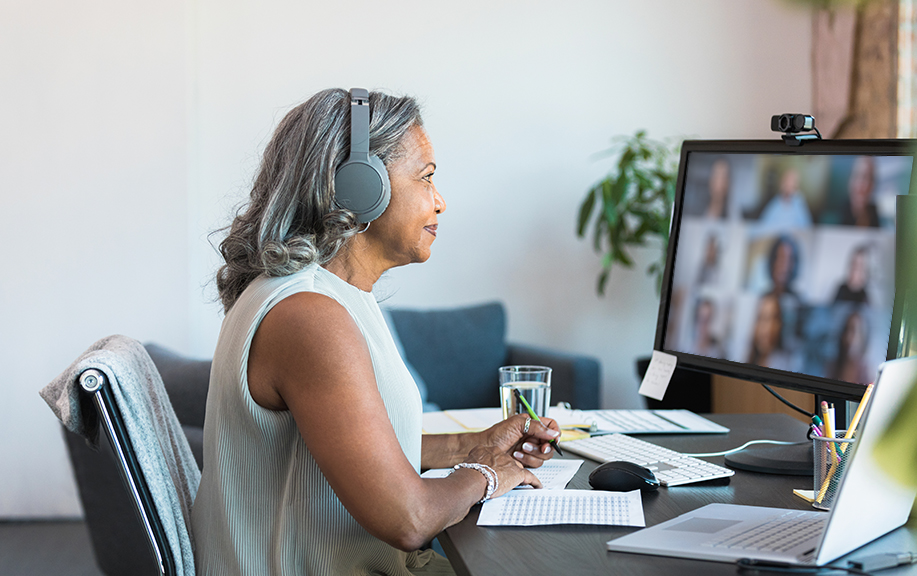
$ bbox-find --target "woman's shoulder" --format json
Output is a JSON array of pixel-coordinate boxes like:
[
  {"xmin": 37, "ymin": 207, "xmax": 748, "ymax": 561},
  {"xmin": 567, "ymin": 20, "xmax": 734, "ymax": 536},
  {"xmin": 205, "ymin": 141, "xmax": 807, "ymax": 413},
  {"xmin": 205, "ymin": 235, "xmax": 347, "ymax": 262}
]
[
  {"xmin": 269, "ymin": 290, "xmax": 347, "ymax": 326},
  {"xmin": 248, "ymin": 290, "xmax": 362, "ymax": 411}
]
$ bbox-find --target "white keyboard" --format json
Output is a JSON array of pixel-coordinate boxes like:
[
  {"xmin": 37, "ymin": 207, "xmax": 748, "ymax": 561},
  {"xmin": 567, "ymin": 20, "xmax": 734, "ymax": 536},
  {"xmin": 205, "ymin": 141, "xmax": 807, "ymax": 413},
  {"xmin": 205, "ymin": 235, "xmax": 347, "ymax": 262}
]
[
  {"xmin": 559, "ymin": 433, "xmax": 735, "ymax": 487},
  {"xmin": 585, "ymin": 409, "xmax": 729, "ymax": 434}
]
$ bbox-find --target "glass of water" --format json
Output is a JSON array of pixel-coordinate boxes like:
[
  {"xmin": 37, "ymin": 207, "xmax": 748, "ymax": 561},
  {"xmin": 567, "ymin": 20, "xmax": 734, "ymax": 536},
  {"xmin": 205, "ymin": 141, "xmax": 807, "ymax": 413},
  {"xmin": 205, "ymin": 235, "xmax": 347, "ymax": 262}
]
[{"xmin": 499, "ymin": 365, "xmax": 552, "ymax": 420}]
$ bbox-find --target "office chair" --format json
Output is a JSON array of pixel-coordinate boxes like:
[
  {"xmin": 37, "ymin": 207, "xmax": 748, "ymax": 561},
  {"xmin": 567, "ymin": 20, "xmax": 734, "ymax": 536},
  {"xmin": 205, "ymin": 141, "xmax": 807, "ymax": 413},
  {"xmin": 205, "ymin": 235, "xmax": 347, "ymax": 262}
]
[{"xmin": 43, "ymin": 336, "xmax": 199, "ymax": 576}]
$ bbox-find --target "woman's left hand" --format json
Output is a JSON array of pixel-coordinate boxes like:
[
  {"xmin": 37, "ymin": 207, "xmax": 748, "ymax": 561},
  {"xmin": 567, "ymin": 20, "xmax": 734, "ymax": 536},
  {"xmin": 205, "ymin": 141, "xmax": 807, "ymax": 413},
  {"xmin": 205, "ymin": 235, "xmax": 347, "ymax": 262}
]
[{"xmin": 478, "ymin": 413, "xmax": 561, "ymax": 468}]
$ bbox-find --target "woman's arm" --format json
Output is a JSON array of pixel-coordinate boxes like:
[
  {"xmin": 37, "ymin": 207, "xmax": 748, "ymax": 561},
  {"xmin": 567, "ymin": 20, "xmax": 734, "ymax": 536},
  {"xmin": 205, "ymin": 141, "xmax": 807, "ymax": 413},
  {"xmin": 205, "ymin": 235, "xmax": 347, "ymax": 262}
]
[{"xmin": 247, "ymin": 292, "xmax": 538, "ymax": 552}]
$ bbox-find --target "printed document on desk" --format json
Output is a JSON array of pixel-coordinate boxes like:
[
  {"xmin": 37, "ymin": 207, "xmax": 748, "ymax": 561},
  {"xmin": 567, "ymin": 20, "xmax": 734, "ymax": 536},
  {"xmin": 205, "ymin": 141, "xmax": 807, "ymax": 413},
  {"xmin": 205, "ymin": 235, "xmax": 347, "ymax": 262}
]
[
  {"xmin": 477, "ymin": 489, "xmax": 645, "ymax": 527},
  {"xmin": 421, "ymin": 459, "xmax": 583, "ymax": 491},
  {"xmin": 422, "ymin": 408, "xmax": 502, "ymax": 433}
]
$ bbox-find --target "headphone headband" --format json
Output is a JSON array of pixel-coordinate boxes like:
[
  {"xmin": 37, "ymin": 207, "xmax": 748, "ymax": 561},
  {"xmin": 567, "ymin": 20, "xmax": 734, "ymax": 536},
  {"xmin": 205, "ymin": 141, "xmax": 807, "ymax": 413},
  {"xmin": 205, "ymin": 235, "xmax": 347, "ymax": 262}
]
[{"xmin": 348, "ymin": 88, "xmax": 371, "ymax": 161}]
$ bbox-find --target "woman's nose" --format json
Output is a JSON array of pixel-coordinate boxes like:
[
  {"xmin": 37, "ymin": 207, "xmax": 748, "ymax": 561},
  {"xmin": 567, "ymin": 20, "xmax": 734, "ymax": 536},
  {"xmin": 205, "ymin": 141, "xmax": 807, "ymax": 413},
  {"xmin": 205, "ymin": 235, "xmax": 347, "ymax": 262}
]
[{"xmin": 434, "ymin": 189, "xmax": 446, "ymax": 214}]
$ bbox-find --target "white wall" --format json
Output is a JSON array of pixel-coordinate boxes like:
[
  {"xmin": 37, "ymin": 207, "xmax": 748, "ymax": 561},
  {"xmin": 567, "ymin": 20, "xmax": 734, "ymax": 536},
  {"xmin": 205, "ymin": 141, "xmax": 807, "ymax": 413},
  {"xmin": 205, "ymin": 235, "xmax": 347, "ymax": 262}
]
[
  {"xmin": 0, "ymin": 0, "xmax": 189, "ymax": 517},
  {"xmin": 1, "ymin": 0, "xmax": 813, "ymax": 517}
]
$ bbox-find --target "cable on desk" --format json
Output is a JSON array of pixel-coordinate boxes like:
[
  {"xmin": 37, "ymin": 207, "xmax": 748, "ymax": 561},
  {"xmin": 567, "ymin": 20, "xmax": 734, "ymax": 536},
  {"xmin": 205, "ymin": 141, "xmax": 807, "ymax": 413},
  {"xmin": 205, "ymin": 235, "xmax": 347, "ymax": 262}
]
[
  {"xmin": 682, "ymin": 439, "xmax": 802, "ymax": 458},
  {"xmin": 737, "ymin": 558, "xmax": 870, "ymax": 575},
  {"xmin": 737, "ymin": 552, "xmax": 917, "ymax": 576}
]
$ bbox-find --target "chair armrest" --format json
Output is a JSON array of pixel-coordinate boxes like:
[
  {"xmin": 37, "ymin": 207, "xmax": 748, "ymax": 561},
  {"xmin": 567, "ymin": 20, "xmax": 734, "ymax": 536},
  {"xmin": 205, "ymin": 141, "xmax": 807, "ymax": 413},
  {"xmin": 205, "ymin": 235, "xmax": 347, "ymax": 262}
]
[{"xmin": 506, "ymin": 344, "xmax": 601, "ymax": 409}]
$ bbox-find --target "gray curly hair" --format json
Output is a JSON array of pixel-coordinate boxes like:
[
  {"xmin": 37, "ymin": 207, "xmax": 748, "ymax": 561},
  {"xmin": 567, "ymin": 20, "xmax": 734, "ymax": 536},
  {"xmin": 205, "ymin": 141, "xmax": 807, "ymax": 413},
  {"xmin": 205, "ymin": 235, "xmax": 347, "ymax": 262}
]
[{"xmin": 215, "ymin": 88, "xmax": 423, "ymax": 311}]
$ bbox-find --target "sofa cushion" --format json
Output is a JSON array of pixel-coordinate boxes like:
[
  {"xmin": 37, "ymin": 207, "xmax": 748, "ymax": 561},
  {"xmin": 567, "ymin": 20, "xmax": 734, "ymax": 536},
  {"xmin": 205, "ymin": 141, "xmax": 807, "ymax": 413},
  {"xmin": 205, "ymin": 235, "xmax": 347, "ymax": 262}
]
[
  {"xmin": 381, "ymin": 309, "xmax": 440, "ymax": 412},
  {"xmin": 386, "ymin": 302, "xmax": 507, "ymax": 410}
]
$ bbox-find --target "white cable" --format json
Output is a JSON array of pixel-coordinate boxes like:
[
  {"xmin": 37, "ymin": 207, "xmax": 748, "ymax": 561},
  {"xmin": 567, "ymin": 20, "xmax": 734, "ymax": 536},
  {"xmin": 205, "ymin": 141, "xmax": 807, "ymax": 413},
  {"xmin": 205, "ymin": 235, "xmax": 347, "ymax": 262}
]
[{"xmin": 683, "ymin": 439, "xmax": 802, "ymax": 458}]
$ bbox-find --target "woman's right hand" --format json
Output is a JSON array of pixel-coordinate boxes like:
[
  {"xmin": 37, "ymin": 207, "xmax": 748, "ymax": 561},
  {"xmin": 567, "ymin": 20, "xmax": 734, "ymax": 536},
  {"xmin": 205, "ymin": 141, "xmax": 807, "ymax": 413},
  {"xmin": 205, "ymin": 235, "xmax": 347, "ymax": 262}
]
[{"xmin": 463, "ymin": 445, "xmax": 542, "ymax": 499}]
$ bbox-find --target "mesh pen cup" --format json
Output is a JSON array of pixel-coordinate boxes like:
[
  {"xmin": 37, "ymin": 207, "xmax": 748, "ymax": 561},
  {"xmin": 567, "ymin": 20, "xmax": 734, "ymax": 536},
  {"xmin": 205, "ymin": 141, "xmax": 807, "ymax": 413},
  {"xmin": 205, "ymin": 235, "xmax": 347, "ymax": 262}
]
[{"xmin": 812, "ymin": 431, "xmax": 855, "ymax": 511}]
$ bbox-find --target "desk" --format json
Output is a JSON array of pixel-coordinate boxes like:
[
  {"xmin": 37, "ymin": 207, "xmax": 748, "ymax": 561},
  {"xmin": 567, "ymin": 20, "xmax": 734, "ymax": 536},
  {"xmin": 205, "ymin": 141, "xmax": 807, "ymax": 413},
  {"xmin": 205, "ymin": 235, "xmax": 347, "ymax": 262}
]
[{"xmin": 438, "ymin": 413, "xmax": 917, "ymax": 576}]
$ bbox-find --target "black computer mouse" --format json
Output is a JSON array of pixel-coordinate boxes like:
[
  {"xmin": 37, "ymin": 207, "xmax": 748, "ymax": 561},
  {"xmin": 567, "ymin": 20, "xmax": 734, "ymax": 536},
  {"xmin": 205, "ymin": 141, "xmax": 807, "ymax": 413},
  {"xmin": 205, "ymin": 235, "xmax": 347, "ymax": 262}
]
[{"xmin": 588, "ymin": 460, "xmax": 660, "ymax": 492}]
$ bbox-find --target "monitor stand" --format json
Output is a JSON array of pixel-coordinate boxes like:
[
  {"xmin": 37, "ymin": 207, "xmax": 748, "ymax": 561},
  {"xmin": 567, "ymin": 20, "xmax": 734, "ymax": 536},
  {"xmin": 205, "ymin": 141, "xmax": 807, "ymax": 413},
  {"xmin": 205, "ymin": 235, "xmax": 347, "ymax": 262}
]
[{"xmin": 724, "ymin": 442, "xmax": 813, "ymax": 476}]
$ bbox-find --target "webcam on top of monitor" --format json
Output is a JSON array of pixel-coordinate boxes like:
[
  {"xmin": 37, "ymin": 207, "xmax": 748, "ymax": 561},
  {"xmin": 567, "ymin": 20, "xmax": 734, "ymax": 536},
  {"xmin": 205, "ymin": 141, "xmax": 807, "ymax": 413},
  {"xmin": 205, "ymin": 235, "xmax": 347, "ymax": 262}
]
[{"xmin": 771, "ymin": 113, "xmax": 822, "ymax": 146}]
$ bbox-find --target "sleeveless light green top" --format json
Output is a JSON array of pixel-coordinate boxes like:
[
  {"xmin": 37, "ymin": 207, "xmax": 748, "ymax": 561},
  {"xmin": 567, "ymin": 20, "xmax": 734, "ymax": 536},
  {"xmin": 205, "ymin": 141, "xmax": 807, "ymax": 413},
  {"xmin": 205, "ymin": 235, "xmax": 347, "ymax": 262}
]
[{"xmin": 192, "ymin": 264, "xmax": 427, "ymax": 575}]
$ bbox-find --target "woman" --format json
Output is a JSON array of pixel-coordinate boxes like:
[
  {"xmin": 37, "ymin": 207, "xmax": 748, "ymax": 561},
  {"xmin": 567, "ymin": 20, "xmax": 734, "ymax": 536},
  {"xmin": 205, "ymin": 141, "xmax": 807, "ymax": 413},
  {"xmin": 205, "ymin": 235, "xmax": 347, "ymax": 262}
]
[
  {"xmin": 747, "ymin": 293, "xmax": 796, "ymax": 372},
  {"xmin": 833, "ymin": 246, "xmax": 870, "ymax": 304},
  {"xmin": 828, "ymin": 308, "xmax": 872, "ymax": 385},
  {"xmin": 764, "ymin": 235, "xmax": 800, "ymax": 298},
  {"xmin": 192, "ymin": 88, "xmax": 560, "ymax": 575},
  {"xmin": 704, "ymin": 156, "xmax": 731, "ymax": 220},
  {"xmin": 842, "ymin": 156, "xmax": 880, "ymax": 227}
]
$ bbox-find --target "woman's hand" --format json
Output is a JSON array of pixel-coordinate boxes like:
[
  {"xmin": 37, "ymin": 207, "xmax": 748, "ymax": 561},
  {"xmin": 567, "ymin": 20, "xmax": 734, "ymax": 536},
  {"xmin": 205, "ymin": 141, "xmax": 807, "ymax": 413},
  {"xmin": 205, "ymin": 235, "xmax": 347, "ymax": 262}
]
[
  {"xmin": 463, "ymin": 445, "xmax": 542, "ymax": 499},
  {"xmin": 478, "ymin": 413, "xmax": 561, "ymax": 468}
]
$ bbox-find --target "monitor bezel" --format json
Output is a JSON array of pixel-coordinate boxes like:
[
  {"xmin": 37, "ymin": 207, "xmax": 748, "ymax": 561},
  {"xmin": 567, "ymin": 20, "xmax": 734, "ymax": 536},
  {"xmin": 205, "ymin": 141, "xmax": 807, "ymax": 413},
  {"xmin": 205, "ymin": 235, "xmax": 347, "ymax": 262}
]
[{"xmin": 654, "ymin": 138, "xmax": 916, "ymax": 402}]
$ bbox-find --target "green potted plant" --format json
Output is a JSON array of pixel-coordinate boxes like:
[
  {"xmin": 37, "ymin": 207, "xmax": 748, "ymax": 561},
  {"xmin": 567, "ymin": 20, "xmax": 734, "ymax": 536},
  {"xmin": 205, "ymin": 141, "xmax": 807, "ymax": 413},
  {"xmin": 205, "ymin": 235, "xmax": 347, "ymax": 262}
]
[{"xmin": 576, "ymin": 130, "xmax": 682, "ymax": 295}]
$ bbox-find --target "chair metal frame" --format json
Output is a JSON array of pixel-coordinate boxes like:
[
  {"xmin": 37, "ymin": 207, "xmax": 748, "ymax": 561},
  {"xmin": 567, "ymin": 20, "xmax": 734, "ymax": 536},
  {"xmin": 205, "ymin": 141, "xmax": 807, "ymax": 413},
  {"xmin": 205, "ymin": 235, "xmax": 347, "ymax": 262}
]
[{"xmin": 78, "ymin": 368, "xmax": 177, "ymax": 576}]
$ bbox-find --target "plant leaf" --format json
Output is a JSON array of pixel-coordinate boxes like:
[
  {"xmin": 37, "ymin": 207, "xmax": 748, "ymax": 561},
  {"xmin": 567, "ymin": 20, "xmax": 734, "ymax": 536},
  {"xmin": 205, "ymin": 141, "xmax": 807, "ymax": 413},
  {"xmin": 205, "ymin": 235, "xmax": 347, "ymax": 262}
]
[
  {"xmin": 578, "ymin": 129, "xmax": 683, "ymax": 297},
  {"xmin": 598, "ymin": 268, "xmax": 610, "ymax": 295},
  {"xmin": 577, "ymin": 187, "xmax": 597, "ymax": 237}
]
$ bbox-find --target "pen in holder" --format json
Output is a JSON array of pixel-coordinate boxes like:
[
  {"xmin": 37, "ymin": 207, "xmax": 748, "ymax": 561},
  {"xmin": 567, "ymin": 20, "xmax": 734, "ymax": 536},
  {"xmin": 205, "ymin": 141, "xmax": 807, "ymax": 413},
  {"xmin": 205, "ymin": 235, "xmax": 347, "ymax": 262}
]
[{"xmin": 812, "ymin": 430, "xmax": 856, "ymax": 511}]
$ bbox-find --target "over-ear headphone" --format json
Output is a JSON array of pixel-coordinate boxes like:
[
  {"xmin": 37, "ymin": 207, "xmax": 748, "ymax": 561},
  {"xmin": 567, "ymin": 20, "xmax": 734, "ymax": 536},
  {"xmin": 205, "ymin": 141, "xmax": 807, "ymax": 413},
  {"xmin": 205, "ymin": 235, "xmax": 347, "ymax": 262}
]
[{"xmin": 333, "ymin": 88, "xmax": 391, "ymax": 223}]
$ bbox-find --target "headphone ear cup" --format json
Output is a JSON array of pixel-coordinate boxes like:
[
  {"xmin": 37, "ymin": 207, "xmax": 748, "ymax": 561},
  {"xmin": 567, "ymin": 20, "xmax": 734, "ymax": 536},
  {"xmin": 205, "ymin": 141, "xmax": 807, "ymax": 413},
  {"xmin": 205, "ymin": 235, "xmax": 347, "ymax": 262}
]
[{"xmin": 334, "ymin": 155, "xmax": 391, "ymax": 223}]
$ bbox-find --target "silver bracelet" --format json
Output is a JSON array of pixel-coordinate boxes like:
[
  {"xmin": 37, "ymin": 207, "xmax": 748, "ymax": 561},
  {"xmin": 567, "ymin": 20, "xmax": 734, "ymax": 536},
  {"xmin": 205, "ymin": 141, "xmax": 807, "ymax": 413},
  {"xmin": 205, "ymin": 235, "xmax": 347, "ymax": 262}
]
[{"xmin": 450, "ymin": 463, "xmax": 498, "ymax": 503}]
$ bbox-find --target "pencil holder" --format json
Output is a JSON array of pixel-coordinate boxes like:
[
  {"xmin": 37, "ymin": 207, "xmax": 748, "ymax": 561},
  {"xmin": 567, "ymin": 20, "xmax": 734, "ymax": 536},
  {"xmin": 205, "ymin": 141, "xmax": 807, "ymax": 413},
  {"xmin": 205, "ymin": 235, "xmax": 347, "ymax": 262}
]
[{"xmin": 812, "ymin": 430, "xmax": 856, "ymax": 511}]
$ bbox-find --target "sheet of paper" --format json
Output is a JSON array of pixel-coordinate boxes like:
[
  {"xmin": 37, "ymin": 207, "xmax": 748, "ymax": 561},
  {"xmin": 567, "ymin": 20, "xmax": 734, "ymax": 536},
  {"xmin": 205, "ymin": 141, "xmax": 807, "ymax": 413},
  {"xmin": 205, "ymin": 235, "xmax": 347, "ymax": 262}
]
[
  {"xmin": 423, "ymin": 406, "xmax": 594, "ymax": 435},
  {"xmin": 477, "ymin": 489, "xmax": 645, "ymax": 527},
  {"xmin": 421, "ymin": 411, "xmax": 469, "ymax": 434},
  {"xmin": 422, "ymin": 408, "xmax": 502, "ymax": 434},
  {"xmin": 421, "ymin": 459, "xmax": 583, "ymax": 491},
  {"xmin": 638, "ymin": 350, "xmax": 678, "ymax": 401},
  {"xmin": 513, "ymin": 459, "xmax": 582, "ymax": 490},
  {"xmin": 547, "ymin": 405, "xmax": 598, "ymax": 429}
]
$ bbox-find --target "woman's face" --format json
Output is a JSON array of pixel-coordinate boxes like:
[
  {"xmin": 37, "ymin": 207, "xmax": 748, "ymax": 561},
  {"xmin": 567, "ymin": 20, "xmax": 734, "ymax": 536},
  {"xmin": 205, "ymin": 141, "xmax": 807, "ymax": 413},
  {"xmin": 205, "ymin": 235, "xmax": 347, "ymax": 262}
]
[
  {"xmin": 365, "ymin": 126, "xmax": 446, "ymax": 268},
  {"xmin": 849, "ymin": 156, "xmax": 875, "ymax": 212},
  {"xmin": 708, "ymin": 160, "xmax": 730, "ymax": 203},
  {"xmin": 754, "ymin": 296, "xmax": 781, "ymax": 355},
  {"xmin": 847, "ymin": 251, "xmax": 868, "ymax": 290},
  {"xmin": 696, "ymin": 301, "xmax": 713, "ymax": 339},
  {"xmin": 771, "ymin": 241, "xmax": 794, "ymax": 288},
  {"xmin": 842, "ymin": 313, "xmax": 867, "ymax": 356}
]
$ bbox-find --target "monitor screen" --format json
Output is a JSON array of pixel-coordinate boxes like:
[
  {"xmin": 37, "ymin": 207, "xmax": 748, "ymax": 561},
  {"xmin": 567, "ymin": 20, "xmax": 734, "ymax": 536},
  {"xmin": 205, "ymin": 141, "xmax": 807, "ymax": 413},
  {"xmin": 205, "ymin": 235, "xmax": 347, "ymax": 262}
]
[{"xmin": 656, "ymin": 139, "xmax": 915, "ymax": 401}]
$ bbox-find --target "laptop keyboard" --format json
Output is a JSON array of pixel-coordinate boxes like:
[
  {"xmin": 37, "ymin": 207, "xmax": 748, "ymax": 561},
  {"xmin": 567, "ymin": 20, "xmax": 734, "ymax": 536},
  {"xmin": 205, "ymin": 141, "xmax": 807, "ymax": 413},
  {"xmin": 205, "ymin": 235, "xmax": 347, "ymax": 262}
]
[
  {"xmin": 703, "ymin": 510, "xmax": 826, "ymax": 552},
  {"xmin": 559, "ymin": 433, "xmax": 735, "ymax": 487}
]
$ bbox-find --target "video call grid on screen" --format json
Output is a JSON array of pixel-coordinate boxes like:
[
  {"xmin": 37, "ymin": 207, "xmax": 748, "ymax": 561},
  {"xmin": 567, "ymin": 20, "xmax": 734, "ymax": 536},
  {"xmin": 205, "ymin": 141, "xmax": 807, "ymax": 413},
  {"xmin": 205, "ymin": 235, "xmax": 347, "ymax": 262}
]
[{"xmin": 663, "ymin": 149, "xmax": 914, "ymax": 387}]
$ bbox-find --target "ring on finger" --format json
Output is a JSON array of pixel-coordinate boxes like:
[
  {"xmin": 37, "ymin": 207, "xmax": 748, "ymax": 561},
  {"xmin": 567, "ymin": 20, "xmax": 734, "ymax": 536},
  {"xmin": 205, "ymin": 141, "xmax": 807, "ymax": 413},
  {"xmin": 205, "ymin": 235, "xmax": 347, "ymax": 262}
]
[{"xmin": 523, "ymin": 417, "xmax": 531, "ymax": 435}]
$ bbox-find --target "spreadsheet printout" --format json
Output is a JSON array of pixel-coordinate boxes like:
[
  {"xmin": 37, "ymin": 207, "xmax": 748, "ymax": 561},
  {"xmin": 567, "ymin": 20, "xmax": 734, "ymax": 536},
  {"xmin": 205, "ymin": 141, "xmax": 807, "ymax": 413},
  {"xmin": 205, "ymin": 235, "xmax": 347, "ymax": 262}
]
[
  {"xmin": 476, "ymin": 489, "xmax": 645, "ymax": 527},
  {"xmin": 420, "ymin": 459, "xmax": 583, "ymax": 491}
]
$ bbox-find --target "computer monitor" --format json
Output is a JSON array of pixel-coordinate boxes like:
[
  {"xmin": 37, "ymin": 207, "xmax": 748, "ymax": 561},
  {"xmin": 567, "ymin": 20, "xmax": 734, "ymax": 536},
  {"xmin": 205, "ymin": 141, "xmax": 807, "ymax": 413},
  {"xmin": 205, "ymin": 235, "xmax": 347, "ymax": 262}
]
[{"xmin": 655, "ymin": 138, "xmax": 915, "ymax": 473}]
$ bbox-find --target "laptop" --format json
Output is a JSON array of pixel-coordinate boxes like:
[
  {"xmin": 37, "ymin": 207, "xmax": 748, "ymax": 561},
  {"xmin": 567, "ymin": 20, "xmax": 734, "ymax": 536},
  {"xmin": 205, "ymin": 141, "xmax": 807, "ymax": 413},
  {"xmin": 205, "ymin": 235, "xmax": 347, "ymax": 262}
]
[{"xmin": 606, "ymin": 356, "xmax": 917, "ymax": 567}]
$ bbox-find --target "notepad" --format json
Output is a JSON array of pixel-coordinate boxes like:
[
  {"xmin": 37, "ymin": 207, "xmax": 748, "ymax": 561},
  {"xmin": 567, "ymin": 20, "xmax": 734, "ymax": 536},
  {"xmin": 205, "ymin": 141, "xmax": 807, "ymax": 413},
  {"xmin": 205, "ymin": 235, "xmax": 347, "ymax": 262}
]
[
  {"xmin": 477, "ymin": 489, "xmax": 645, "ymax": 527},
  {"xmin": 420, "ymin": 459, "xmax": 583, "ymax": 491}
]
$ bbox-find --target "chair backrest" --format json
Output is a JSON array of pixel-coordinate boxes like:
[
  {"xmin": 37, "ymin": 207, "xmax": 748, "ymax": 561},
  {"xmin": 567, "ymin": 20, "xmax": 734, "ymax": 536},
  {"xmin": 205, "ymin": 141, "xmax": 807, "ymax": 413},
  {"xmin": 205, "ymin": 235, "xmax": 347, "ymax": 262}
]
[
  {"xmin": 78, "ymin": 368, "xmax": 177, "ymax": 576},
  {"xmin": 42, "ymin": 335, "xmax": 199, "ymax": 576}
]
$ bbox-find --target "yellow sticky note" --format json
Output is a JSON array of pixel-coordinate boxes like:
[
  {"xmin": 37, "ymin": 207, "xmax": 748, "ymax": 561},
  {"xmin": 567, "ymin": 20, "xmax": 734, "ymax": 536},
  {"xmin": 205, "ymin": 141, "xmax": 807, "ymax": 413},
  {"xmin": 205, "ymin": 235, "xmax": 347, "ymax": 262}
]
[{"xmin": 793, "ymin": 489, "xmax": 815, "ymax": 503}]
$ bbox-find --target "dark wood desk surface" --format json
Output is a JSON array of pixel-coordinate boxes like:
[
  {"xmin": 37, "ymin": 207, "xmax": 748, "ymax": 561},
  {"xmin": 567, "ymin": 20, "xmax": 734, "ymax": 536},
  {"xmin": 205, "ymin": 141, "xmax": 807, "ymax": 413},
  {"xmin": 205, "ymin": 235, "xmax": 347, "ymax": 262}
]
[{"xmin": 439, "ymin": 413, "xmax": 917, "ymax": 576}]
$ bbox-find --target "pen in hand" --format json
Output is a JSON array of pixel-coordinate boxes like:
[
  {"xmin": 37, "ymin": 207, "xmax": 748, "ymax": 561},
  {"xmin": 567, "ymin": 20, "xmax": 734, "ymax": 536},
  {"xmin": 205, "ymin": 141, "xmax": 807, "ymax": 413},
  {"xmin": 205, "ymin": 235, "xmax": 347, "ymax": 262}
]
[{"xmin": 512, "ymin": 388, "xmax": 563, "ymax": 456}]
